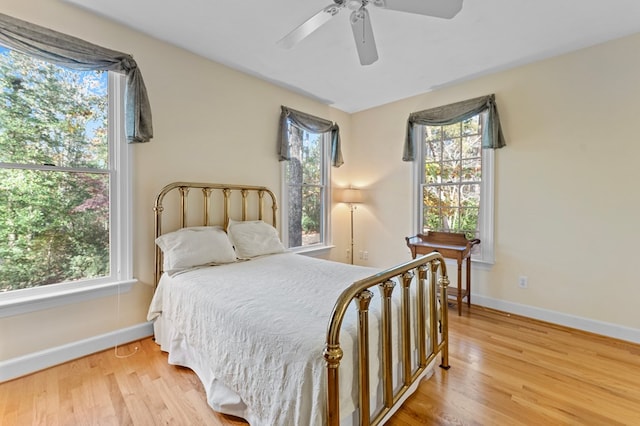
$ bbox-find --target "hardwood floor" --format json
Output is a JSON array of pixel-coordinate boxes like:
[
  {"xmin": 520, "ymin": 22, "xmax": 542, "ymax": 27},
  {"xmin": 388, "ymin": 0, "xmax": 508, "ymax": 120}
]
[{"xmin": 2, "ymin": 306, "xmax": 639, "ymax": 425}]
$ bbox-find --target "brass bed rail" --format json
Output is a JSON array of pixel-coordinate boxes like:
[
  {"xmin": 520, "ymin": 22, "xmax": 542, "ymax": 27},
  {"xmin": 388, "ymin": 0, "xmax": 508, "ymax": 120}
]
[
  {"xmin": 153, "ymin": 182, "xmax": 278, "ymax": 286},
  {"xmin": 324, "ymin": 252, "xmax": 450, "ymax": 426}
]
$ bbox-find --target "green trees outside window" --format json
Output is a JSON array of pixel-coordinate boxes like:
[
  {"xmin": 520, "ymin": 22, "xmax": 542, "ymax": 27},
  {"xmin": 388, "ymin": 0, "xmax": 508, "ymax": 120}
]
[
  {"xmin": 0, "ymin": 47, "xmax": 110, "ymax": 292},
  {"xmin": 422, "ymin": 115, "xmax": 482, "ymax": 240},
  {"xmin": 284, "ymin": 125, "xmax": 324, "ymax": 248}
]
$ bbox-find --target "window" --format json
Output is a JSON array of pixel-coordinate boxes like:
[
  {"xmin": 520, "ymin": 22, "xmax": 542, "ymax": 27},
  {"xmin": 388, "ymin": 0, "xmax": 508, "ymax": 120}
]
[
  {"xmin": 414, "ymin": 113, "xmax": 495, "ymax": 263},
  {"xmin": 0, "ymin": 46, "xmax": 131, "ymax": 299},
  {"xmin": 281, "ymin": 125, "xmax": 330, "ymax": 250}
]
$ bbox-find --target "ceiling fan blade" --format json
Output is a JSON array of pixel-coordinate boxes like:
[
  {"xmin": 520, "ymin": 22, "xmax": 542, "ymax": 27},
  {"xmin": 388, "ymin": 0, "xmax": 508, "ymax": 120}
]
[
  {"xmin": 277, "ymin": 3, "xmax": 343, "ymax": 49},
  {"xmin": 350, "ymin": 8, "xmax": 378, "ymax": 65},
  {"xmin": 372, "ymin": 0, "xmax": 463, "ymax": 19}
]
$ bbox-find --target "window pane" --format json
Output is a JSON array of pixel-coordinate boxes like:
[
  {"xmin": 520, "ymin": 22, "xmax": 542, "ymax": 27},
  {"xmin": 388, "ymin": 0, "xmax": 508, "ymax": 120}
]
[
  {"xmin": 443, "ymin": 123, "xmax": 460, "ymax": 139},
  {"xmin": 301, "ymin": 132, "xmax": 321, "ymax": 185},
  {"xmin": 284, "ymin": 120, "xmax": 327, "ymax": 250},
  {"xmin": 424, "ymin": 162, "xmax": 440, "ymax": 183},
  {"xmin": 461, "ymin": 135, "xmax": 481, "ymax": 159},
  {"xmin": 459, "ymin": 207, "xmax": 479, "ymax": 235},
  {"xmin": 425, "ymin": 126, "xmax": 441, "ymax": 142},
  {"xmin": 440, "ymin": 160, "xmax": 461, "ymax": 183},
  {"xmin": 423, "ymin": 139, "xmax": 441, "ymax": 162},
  {"xmin": 0, "ymin": 168, "xmax": 110, "ymax": 291},
  {"xmin": 422, "ymin": 207, "xmax": 442, "ymax": 233},
  {"xmin": 461, "ymin": 184, "xmax": 481, "ymax": 207},
  {"xmin": 461, "ymin": 116, "xmax": 480, "ymax": 135},
  {"xmin": 287, "ymin": 184, "xmax": 322, "ymax": 247},
  {"xmin": 423, "ymin": 186, "xmax": 441, "ymax": 209},
  {"xmin": 461, "ymin": 159, "xmax": 481, "ymax": 182},
  {"xmin": 442, "ymin": 139, "xmax": 460, "ymax": 161},
  {"xmin": 0, "ymin": 48, "xmax": 108, "ymax": 169}
]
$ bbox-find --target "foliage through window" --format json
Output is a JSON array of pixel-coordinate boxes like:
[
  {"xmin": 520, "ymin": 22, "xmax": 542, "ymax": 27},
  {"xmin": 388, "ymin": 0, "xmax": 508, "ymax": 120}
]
[
  {"xmin": 421, "ymin": 115, "xmax": 482, "ymax": 239},
  {"xmin": 282, "ymin": 125, "xmax": 329, "ymax": 249},
  {"xmin": 0, "ymin": 46, "xmax": 127, "ymax": 293}
]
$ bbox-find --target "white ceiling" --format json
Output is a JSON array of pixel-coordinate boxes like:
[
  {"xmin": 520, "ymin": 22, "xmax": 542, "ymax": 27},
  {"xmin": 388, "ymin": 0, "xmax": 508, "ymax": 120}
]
[{"xmin": 65, "ymin": 0, "xmax": 640, "ymax": 113}]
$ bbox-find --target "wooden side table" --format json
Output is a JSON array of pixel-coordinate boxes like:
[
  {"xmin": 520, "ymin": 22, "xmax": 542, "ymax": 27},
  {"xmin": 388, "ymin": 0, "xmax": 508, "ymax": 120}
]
[{"xmin": 405, "ymin": 232, "xmax": 480, "ymax": 316}]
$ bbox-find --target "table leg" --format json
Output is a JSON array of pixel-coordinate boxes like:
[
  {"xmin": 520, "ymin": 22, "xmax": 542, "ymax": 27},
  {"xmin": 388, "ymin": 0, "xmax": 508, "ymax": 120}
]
[
  {"xmin": 466, "ymin": 256, "xmax": 471, "ymax": 309},
  {"xmin": 457, "ymin": 260, "xmax": 462, "ymax": 316}
]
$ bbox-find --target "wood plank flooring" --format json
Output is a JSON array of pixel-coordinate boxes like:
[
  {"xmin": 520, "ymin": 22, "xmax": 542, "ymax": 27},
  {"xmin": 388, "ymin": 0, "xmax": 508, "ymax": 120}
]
[{"xmin": 2, "ymin": 305, "xmax": 639, "ymax": 425}]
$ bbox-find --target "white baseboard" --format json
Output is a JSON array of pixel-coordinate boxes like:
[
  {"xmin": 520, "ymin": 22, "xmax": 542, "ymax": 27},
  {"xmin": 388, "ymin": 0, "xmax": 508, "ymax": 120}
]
[
  {"xmin": 472, "ymin": 294, "xmax": 640, "ymax": 344},
  {"xmin": 0, "ymin": 321, "xmax": 154, "ymax": 383}
]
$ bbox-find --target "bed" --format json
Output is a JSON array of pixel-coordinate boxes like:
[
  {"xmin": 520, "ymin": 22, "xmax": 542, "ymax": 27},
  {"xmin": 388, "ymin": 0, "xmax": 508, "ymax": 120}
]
[{"xmin": 147, "ymin": 182, "xmax": 450, "ymax": 426}]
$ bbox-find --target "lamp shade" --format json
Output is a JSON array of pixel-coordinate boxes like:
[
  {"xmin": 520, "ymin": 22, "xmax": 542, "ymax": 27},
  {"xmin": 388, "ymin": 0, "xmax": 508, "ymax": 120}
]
[{"xmin": 340, "ymin": 188, "xmax": 363, "ymax": 204}]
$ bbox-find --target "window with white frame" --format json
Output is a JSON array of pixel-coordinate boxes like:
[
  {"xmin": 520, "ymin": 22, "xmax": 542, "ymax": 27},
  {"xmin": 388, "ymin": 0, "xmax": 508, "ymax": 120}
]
[
  {"xmin": 414, "ymin": 113, "xmax": 494, "ymax": 263},
  {"xmin": 0, "ymin": 46, "xmax": 131, "ymax": 298},
  {"xmin": 281, "ymin": 125, "xmax": 330, "ymax": 250}
]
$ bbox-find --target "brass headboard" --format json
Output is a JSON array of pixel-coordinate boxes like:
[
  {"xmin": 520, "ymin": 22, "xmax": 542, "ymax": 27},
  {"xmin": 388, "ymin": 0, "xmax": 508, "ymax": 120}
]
[{"xmin": 153, "ymin": 182, "xmax": 278, "ymax": 286}]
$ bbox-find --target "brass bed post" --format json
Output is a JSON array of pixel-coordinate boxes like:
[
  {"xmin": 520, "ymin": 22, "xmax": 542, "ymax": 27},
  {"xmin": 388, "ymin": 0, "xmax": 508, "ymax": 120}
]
[
  {"xmin": 378, "ymin": 280, "xmax": 396, "ymax": 409},
  {"xmin": 178, "ymin": 186, "xmax": 190, "ymax": 228},
  {"xmin": 356, "ymin": 290, "xmax": 374, "ymax": 426},
  {"xmin": 400, "ymin": 271, "xmax": 414, "ymax": 386},
  {"xmin": 241, "ymin": 189, "xmax": 248, "ymax": 221},
  {"xmin": 202, "ymin": 187, "xmax": 213, "ymax": 225},
  {"xmin": 429, "ymin": 260, "xmax": 439, "ymax": 362},
  {"xmin": 223, "ymin": 188, "xmax": 231, "ymax": 228},
  {"xmin": 258, "ymin": 190, "xmax": 265, "ymax": 221},
  {"xmin": 271, "ymin": 199, "xmax": 278, "ymax": 230},
  {"xmin": 153, "ymin": 203, "xmax": 163, "ymax": 286},
  {"xmin": 416, "ymin": 265, "xmax": 428, "ymax": 368},
  {"xmin": 323, "ymin": 344, "xmax": 343, "ymax": 426}
]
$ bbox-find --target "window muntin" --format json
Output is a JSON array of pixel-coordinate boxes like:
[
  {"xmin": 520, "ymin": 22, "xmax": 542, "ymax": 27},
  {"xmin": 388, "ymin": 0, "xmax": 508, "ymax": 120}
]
[
  {"xmin": 416, "ymin": 113, "xmax": 494, "ymax": 263},
  {"xmin": 282, "ymin": 124, "xmax": 330, "ymax": 250},
  {"xmin": 0, "ymin": 46, "xmax": 129, "ymax": 294}
]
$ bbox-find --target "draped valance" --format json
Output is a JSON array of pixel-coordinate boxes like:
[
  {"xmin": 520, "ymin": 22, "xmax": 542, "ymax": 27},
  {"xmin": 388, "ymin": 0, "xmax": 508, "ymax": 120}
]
[
  {"xmin": 278, "ymin": 106, "xmax": 343, "ymax": 167},
  {"xmin": 403, "ymin": 94, "xmax": 505, "ymax": 161},
  {"xmin": 0, "ymin": 13, "xmax": 153, "ymax": 143}
]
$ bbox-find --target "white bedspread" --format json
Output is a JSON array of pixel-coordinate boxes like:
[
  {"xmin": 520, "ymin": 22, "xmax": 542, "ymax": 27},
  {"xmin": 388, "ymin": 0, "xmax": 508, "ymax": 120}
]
[{"xmin": 147, "ymin": 252, "xmax": 385, "ymax": 426}]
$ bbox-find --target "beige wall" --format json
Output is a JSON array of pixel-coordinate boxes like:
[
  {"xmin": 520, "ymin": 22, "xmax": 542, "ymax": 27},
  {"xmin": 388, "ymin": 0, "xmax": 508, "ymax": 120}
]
[
  {"xmin": 348, "ymin": 33, "xmax": 640, "ymax": 331},
  {"xmin": 0, "ymin": 0, "xmax": 352, "ymax": 361},
  {"xmin": 2, "ymin": 0, "xmax": 639, "ymax": 362}
]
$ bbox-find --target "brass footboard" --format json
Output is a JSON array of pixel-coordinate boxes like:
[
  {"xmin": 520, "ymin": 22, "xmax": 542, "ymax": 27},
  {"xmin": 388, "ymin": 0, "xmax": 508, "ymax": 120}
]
[{"xmin": 324, "ymin": 253, "xmax": 449, "ymax": 426}]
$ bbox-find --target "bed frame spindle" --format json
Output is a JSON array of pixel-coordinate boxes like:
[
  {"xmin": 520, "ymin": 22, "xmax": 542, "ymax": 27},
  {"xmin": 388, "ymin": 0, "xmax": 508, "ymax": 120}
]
[
  {"xmin": 401, "ymin": 272, "xmax": 413, "ymax": 387},
  {"xmin": 356, "ymin": 290, "xmax": 373, "ymax": 426},
  {"xmin": 379, "ymin": 280, "xmax": 395, "ymax": 409}
]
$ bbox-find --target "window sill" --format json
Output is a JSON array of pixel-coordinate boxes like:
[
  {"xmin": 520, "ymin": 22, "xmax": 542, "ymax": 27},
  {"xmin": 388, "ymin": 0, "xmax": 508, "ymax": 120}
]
[
  {"xmin": 0, "ymin": 279, "xmax": 137, "ymax": 319},
  {"xmin": 290, "ymin": 244, "xmax": 335, "ymax": 257},
  {"xmin": 438, "ymin": 257, "xmax": 494, "ymax": 272}
]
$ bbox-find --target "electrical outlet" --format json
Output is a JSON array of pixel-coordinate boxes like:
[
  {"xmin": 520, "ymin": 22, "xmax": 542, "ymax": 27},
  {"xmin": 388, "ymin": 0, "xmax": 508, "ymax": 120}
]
[
  {"xmin": 518, "ymin": 275, "xmax": 528, "ymax": 289},
  {"xmin": 363, "ymin": 251, "xmax": 369, "ymax": 260}
]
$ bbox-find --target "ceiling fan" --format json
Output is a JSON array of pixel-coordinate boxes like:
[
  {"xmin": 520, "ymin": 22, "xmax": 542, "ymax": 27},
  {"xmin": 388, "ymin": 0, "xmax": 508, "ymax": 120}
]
[{"xmin": 277, "ymin": 0, "xmax": 464, "ymax": 66}]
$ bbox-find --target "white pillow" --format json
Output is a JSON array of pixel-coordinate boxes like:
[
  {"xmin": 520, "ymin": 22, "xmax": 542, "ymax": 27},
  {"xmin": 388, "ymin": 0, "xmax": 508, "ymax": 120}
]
[
  {"xmin": 227, "ymin": 219, "xmax": 286, "ymax": 259},
  {"xmin": 155, "ymin": 226, "xmax": 236, "ymax": 270}
]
